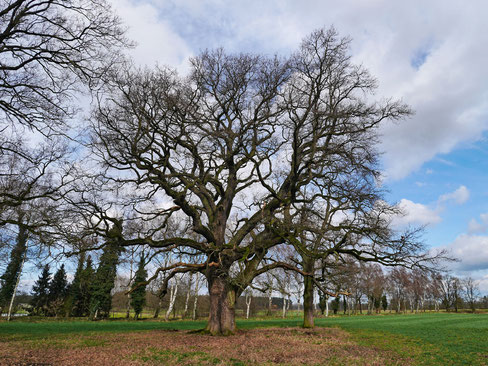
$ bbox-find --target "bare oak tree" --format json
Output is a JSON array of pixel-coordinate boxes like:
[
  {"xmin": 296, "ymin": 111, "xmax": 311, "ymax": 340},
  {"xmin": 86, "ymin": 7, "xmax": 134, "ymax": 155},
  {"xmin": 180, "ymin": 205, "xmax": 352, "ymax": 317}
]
[
  {"xmin": 0, "ymin": 0, "xmax": 130, "ymax": 224},
  {"xmin": 74, "ymin": 28, "xmax": 430, "ymax": 335}
]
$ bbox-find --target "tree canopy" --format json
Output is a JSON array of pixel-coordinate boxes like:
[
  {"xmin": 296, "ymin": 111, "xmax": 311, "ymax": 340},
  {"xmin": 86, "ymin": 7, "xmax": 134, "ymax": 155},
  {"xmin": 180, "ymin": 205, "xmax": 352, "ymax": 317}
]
[{"xmin": 54, "ymin": 27, "xmax": 447, "ymax": 335}]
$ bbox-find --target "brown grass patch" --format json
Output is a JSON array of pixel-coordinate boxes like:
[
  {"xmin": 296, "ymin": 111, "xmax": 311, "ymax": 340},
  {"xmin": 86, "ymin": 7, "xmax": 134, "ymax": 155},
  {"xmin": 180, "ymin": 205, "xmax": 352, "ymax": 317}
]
[{"xmin": 0, "ymin": 327, "xmax": 412, "ymax": 365}]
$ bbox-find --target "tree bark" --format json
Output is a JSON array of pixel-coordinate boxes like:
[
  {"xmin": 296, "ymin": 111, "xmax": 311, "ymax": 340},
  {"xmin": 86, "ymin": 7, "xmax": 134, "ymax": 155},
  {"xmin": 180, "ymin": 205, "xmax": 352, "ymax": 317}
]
[
  {"xmin": 192, "ymin": 275, "xmax": 200, "ymax": 320},
  {"xmin": 303, "ymin": 273, "xmax": 314, "ymax": 328},
  {"xmin": 245, "ymin": 292, "xmax": 252, "ymax": 319},
  {"xmin": 267, "ymin": 288, "xmax": 273, "ymax": 316},
  {"xmin": 205, "ymin": 273, "xmax": 236, "ymax": 335},
  {"xmin": 165, "ymin": 282, "xmax": 178, "ymax": 321},
  {"xmin": 183, "ymin": 273, "xmax": 192, "ymax": 319},
  {"xmin": 7, "ymin": 227, "xmax": 27, "ymax": 322},
  {"xmin": 7, "ymin": 248, "xmax": 26, "ymax": 322},
  {"xmin": 325, "ymin": 294, "xmax": 329, "ymax": 317},
  {"xmin": 153, "ymin": 298, "xmax": 162, "ymax": 318}
]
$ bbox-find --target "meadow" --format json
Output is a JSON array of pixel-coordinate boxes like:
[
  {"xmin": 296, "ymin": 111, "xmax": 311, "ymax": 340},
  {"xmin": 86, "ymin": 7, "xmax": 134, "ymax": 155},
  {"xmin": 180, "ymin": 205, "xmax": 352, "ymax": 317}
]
[{"xmin": 0, "ymin": 313, "xmax": 486, "ymax": 365}]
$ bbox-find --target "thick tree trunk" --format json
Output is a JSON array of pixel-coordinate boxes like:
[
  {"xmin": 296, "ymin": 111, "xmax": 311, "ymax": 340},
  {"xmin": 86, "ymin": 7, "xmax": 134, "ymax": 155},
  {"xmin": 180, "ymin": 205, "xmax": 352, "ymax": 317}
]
[
  {"xmin": 7, "ymin": 227, "xmax": 28, "ymax": 322},
  {"xmin": 153, "ymin": 299, "xmax": 161, "ymax": 318},
  {"xmin": 205, "ymin": 274, "xmax": 236, "ymax": 335},
  {"xmin": 303, "ymin": 273, "xmax": 314, "ymax": 328},
  {"xmin": 7, "ymin": 249, "xmax": 26, "ymax": 322}
]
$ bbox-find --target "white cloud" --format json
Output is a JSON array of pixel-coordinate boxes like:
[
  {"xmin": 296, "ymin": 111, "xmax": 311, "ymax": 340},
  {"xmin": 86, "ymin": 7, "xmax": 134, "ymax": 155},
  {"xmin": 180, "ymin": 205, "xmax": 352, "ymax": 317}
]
[
  {"xmin": 394, "ymin": 185, "xmax": 470, "ymax": 227},
  {"xmin": 105, "ymin": 1, "xmax": 488, "ymax": 181},
  {"xmin": 445, "ymin": 234, "xmax": 488, "ymax": 271},
  {"xmin": 438, "ymin": 185, "xmax": 470, "ymax": 205},
  {"xmin": 468, "ymin": 213, "xmax": 488, "ymax": 234},
  {"xmin": 109, "ymin": 0, "xmax": 192, "ymax": 71},
  {"xmin": 477, "ymin": 275, "xmax": 488, "ymax": 294},
  {"xmin": 394, "ymin": 198, "xmax": 442, "ymax": 227}
]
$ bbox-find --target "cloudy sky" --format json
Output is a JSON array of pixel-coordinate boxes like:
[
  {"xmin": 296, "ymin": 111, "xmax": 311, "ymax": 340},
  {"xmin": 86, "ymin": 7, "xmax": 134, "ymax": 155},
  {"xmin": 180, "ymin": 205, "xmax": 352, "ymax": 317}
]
[{"xmin": 103, "ymin": 0, "xmax": 488, "ymax": 291}]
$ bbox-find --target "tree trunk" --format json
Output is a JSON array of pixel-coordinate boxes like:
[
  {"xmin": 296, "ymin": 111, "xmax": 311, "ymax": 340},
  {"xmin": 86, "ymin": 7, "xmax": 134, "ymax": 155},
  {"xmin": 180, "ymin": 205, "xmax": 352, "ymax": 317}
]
[
  {"xmin": 165, "ymin": 282, "xmax": 178, "ymax": 321},
  {"xmin": 282, "ymin": 296, "xmax": 287, "ymax": 319},
  {"xmin": 192, "ymin": 294, "xmax": 198, "ymax": 320},
  {"xmin": 325, "ymin": 295, "xmax": 329, "ymax": 317},
  {"xmin": 153, "ymin": 298, "xmax": 162, "ymax": 318},
  {"xmin": 125, "ymin": 295, "xmax": 131, "ymax": 319},
  {"xmin": 245, "ymin": 292, "xmax": 252, "ymax": 319},
  {"xmin": 183, "ymin": 273, "xmax": 192, "ymax": 319},
  {"xmin": 267, "ymin": 288, "xmax": 273, "ymax": 316},
  {"xmin": 192, "ymin": 275, "xmax": 200, "ymax": 321},
  {"xmin": 205, "ymin": 274, "xmax": 236, "ymax": 335},
  {"xmin": 302, "ymin": 272, "xmax": 314, "ymax": 328},
  {"xmin": 7, "ymin": 248, "xmax": 26, "ymax": 322}
]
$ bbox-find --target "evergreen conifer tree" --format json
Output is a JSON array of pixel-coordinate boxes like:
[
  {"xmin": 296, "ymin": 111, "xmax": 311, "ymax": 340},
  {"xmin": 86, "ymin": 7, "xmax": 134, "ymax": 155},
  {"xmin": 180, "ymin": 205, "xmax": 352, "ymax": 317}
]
[
  {"xmin": 131, "ymin": 254, "xmax": 147, "ymax": 320},
  {"xmin": 31, "ymin": 264, "xmax": 51, "ymax": 315},
  {"xmin": 0, "ymin": 225, "xmax": 28, "ymax": 313},
  {"xmin": 68, "ymin": 253, "xmax": 85, "ymax": 317},
  {"xmin": 318, "ymin": 293, "xmax": 327, "ymax": 315},
  {"xmin": 89, "ymin": 223, "xmax": 123, "ymax": 319},
  {"xmin": 48, "ymin": 264, "xmax": 68, "ymax": 316},
  {"xmin": 80, "ymin": 255, "xmax": 95, "ymax": 316},
  {"xmin": 381, "ymin": 295, "xmax": 388, "ymax": 312}
]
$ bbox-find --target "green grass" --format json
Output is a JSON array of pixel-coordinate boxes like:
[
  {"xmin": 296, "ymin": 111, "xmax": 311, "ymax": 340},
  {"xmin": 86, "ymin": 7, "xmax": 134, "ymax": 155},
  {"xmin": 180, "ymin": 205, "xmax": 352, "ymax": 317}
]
[
  {"xmin": 316, "ymin": 313, "xmax": 488, "ymax": 365},
  {"xmin": 1, "ymin": 313, "xmax": 487, "ymax": 365},
  {"xmin": 0, "ymin": 317, "xmax": 207, "ymax": 340}
]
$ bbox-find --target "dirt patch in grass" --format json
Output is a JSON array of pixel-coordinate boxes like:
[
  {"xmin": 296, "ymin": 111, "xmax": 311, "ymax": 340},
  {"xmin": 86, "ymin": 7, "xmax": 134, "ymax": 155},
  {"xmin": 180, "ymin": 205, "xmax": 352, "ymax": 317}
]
[{"xmin": 0, "ymin": 327, "xmax": 412, "ymax": 365}]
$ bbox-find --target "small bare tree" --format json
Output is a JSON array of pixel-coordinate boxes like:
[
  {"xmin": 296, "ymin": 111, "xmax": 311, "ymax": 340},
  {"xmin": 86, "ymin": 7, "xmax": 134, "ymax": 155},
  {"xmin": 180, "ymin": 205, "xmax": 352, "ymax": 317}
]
[{"xmin": 463, "ymin": 277, "xmax": 480, "ymax": 313}]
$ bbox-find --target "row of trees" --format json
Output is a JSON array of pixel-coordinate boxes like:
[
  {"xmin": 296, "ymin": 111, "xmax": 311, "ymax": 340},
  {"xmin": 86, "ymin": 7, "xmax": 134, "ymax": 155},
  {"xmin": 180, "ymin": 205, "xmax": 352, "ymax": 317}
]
[
  {"xmin": 13, "ymin": 252, "xmax": 481, "ymax": 320},
  {"xmin": 27, "ymin": 245, "xmax": 149, "ymax": 319},
  {"xmin": 0, "ymin": 1, "xmax": 451, "ymax": 334}
]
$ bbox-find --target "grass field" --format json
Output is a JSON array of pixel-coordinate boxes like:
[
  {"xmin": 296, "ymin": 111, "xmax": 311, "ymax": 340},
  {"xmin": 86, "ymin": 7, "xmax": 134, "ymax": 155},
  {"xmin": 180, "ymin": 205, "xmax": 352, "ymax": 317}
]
[{"xmin": 0, "ymin": 313, "xmax": 487, "ymax": 365}]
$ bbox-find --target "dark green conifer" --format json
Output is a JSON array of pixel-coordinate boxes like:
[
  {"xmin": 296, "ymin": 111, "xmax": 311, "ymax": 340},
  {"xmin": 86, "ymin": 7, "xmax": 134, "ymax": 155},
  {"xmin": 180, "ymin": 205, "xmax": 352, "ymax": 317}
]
[
  {"xmin": 80, "ymin": 255, "xmax": 95, "ymax": 316},
  {"xmin": 318, "ymin": 293, "xmax": 328, "ymax": 315},
  {"xmin": 0, "ymin": 225, "xmax": 28, "ymax": 312},
  {"xmin": 48, "ymin": 264, "xmax": 68, "ymax": 316},
  {"xmin": 89, "ymin": 222, "xmax": 123, "ymax": 319},
  {"xmin": 131, "ymin": 254, "xmax": 147, "ymax": 320},
  {"xmin": 31, "ymin": 264, "xmax": 51, "ymax": 315},
  {"xmin": 381, "ymin": 295, "xmax": 388, "ymax": 311},
  {"xmin": 67, "ymin": 253, "xmax": 85, "ymax": 317}
]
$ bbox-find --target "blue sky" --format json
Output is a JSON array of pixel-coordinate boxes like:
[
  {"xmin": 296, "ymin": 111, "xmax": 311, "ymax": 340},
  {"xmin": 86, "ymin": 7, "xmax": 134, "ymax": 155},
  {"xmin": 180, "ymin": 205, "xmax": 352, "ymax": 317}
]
[{"xmin": 107, "ymin": 0, "xmax": 488, "ymax": 291}]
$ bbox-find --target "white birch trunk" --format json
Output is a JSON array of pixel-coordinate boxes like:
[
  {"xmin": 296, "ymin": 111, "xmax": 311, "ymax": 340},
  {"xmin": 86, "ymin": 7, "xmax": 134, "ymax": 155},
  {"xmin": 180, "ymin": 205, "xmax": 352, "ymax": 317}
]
[
  {"xmin": 165, "ymin": 281, "xmax": 178, "ymax": 321},
  {"xmin": 245, "ymin": 292, "xmax": 252, "ymax": 319}
]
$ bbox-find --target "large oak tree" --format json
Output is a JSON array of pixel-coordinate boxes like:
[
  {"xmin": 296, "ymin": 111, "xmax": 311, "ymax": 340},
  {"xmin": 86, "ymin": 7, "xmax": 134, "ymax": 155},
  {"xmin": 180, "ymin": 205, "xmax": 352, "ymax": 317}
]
[{"xmin": 75, "ymin": 28, "xmax": 429, "ymax": 335}]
